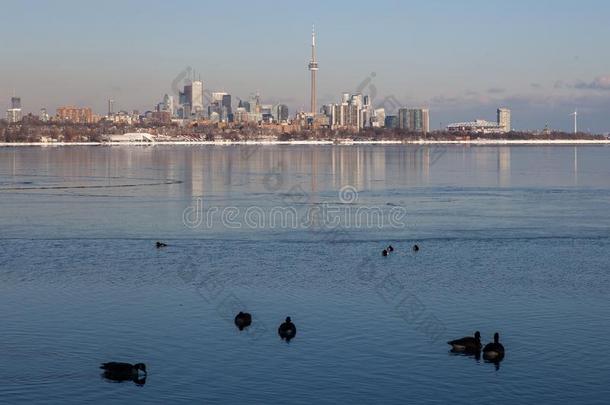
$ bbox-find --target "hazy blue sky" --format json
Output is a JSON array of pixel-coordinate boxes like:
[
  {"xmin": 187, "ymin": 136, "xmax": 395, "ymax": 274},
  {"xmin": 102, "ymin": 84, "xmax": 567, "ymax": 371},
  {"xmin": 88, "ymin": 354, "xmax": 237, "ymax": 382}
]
[{"xmin": 2, "ymin": 0, "xmax": 610, "ymax": 131}]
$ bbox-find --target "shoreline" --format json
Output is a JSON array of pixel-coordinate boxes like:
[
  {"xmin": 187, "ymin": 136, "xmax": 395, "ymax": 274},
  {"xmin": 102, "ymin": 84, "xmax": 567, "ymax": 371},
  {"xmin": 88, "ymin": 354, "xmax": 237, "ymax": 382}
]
[{"xmin": 1, "ymin": 139, "xmax": 609, "ymax": 147}]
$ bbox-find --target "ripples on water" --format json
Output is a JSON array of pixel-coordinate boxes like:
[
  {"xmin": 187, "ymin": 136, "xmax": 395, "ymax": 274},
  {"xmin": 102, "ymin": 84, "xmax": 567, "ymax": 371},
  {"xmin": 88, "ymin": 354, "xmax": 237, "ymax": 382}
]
[{"xmin": 1, "ymin": 145, "xmax": 610, "ymax": 404}]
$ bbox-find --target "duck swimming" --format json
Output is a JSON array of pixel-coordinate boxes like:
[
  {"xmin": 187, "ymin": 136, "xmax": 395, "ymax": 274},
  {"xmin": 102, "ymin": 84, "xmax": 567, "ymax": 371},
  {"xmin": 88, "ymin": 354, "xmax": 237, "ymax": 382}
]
[
  {"xmin": 234, "ymin": 311, "xmax": 252, "ymax": 331},
  {"xmin": 100, "ymin": 362, "xmax": 147, "ymax": 385},
  {"xmin": 278, "ymin": 317, "xmax": 297, "ymax": 341},
  {"xmin": 156, "ymin": 241, "xmax": 168, "ymax": 248},
  {"xmin": 387, "ymin": 245, "xmax": 394, "ymax": 252},
  {"xmin": 382, "ymin": 249, "xmax": 388, "ymax": 257},
  {"xmin": 412, "ymin": 244, "xmax": 419, "ymax": 252},
  {"xmin": 483, "ymin": 332, "xmax": 505, "ymax": 360},
  {"xmin": 447, "ymin": 331, "xmax": 482, "ymax": 353}
]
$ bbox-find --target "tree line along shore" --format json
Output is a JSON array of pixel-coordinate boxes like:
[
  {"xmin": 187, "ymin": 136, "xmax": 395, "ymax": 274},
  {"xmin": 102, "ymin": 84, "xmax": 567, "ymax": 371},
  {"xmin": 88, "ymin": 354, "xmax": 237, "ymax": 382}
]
[{"xmin": 1, "ymin": 120, "xmax": 607, "ymax": 143}]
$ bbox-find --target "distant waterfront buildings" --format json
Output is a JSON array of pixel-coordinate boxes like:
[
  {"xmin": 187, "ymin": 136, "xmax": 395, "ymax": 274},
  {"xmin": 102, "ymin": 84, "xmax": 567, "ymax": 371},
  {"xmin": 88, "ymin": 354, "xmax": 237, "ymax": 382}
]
[
  {"xmin": 447, "ymin": 107, "xmax": 511, "ymax": 134},
  {"xmin": 56, "ymin": 106, "xmax": 93, "ymax": 124},
  {"xmin": 178, "ymin": 78, "xmax": 204, "ymax": 118},
  {"xmin": 209, "ymin": 92, "xmax": 232, "ymax": 122},
  {"xmin": 398, "ymin": 108, "xmax": 430, "ymax": 134},
  {"xmin": 325, "ymin": 92, "xmax": 369, "ymax": 130}
]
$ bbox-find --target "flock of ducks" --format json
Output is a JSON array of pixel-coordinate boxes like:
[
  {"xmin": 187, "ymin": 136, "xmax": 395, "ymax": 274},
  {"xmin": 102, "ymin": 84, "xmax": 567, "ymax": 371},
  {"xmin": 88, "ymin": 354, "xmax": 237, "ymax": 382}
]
[
  {"xmin": 100, "ymin": 313, "xmax": 297, "ymax": 386},
  {"xmin": 104, "ymin": 242, "xmax": 505, "ymax": 385}
]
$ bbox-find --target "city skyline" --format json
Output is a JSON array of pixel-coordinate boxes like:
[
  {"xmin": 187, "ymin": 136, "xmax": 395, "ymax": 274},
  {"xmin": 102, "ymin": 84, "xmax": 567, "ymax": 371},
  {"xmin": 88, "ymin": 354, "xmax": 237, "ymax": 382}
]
[{"xmin": 2, "ymin": 0, "xmax": 610, "ymax": 132}]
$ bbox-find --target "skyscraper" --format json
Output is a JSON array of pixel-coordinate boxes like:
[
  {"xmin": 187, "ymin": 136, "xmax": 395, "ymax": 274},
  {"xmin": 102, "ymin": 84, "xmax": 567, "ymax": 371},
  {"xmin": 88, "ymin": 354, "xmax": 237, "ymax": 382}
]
[
  {"xmin": 179, "ymin": 79, "xmax": 204, "ymax": 118},
  {"xmin": 398, "ymin": 108, "xmax": 430, "ymax": 134},
  {"xmin": 7, "ymin": 96, "xmax": 22, "ymax": 123},
  {"xmin": 308, "ymin": 25, "xmax": 318, "ymax": 115},
  {"xmin": 273, "ymin": 104, "xmax": 289, "ymax": 122},
  {"xmin": 497, "ymin": 108, "xmax": 511, "ymax": 133},
  {"xmin": 209, "ymin": 92, "xmax": 232, "ymax": 122},
  {"xmin": 190, "ymin": 80, "xmax": 204, "ymax": 115},
  {"xmin": 11, "ymin": 97, "xmax": 21, "ymax": 109}
]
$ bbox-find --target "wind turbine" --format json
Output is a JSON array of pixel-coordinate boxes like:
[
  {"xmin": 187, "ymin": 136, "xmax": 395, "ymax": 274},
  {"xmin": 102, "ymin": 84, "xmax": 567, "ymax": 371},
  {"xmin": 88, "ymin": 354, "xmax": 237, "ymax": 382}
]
[{"xmin": 570, "ymin": 109, "xmax": 578, "ymax": 134}]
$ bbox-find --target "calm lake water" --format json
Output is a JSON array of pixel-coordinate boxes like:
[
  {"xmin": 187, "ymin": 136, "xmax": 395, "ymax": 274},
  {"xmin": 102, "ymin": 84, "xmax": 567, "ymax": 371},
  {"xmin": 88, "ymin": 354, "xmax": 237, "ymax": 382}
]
[{"xmin": 1, "ymin": 145, "xmax": 609, "ymax": 404}]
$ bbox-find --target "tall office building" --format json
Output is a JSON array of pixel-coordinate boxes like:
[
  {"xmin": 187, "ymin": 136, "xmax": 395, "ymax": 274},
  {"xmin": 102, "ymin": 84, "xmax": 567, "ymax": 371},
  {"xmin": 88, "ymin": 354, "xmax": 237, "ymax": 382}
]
[
  {"xmin": 497, "ymin": 107, "xmax": 511, "ymax": 133},
  {"xmin": 238, "ymin": 99, "xmax": 251, "ymax": 113},
  {"xmin": 179, "ymin": 79, "xmax": 204, "ymax": 118},
  {"xmin": 385, "ymin": 115, "xmax": 398, "ymax": 129},
  {"xmin": 273, "ymin": 104, "xmax": 289, "ymax": 122},
  {"xmin": 190, "ymin": 80, "xmax": 204, "ymax": 115},
  {"xmin": 6, "ymin": 96, "xmax": 22, "ymax": 123},
  {"xmin": 398, "ymin": 108, "xmax": 430, "ymax": 134},
  {"xmin": 209, "ymin": 92, "xmax": 232, "ymax": 122}
]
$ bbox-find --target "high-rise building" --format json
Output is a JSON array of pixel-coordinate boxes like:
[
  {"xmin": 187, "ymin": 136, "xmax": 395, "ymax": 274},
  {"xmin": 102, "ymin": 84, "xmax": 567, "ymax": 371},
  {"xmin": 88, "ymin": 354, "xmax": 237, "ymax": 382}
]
[
  {"xmin": 238, "ymin": 99, "xmax": 251, "ymax": 113},
  {"xmin": 108, "ymin": 99, "xmax": 114, "ymax": 116},
  {"xmin": 156, "ymin": 94, "xmax": 175, "ymax": 117},
  {"xmin": 398, "ymin": 108, "xmax": 430, "ymax": 134},
  {"xmin": 209, "ymin": 92, "xmax": 232, "ymax": 122},
  {"xmin": 179, "ymin": 79, "xmax": 204, "ymax": 118},
  {"xmin": 6, "ymin": 96, "xmax": 22, "ymax": 123},
  {"xmin": 497, "ymin": 107, "xmax": 511, "ymax": 133},
  {"xmin": 385, "ymin": 115, "xmax": 398, "ymax": 129},
  {"xmin": 190, "ymin": 80, "xmax": 204, "ymax": 115},
  {"xmin": 273, "ymin": 104, "xmax": 289, "ymax": 122},
  {"xmin": 326, "ymin": 92, "xmax": 371, "ymax": 130},
  {"xmin": 234, "ymin": 107, "xmax": 249, "ymax": 123},
  {"xmin": 371, "ymin": 108, "xmax": 386, "ymax": 128}
]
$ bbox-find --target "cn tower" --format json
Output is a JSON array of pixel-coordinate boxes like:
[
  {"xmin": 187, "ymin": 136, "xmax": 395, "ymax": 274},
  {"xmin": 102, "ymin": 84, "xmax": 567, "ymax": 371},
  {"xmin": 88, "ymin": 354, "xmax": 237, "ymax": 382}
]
[{"xmin": 308, "ymin": 25, "xmax": 318, "ymax": 115}]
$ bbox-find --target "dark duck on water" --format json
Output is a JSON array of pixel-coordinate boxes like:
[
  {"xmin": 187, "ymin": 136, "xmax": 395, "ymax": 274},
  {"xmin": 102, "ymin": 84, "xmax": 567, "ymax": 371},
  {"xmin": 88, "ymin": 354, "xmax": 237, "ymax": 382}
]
[
  {"xmin": 234, "ymin": 311, "xmax": 252, "ymax": 331},
  {"xmin": 278, "ymin": 317, "xmax": 297, "ymax": 341},
  {"xmin": 447, "ymin": 331, "xmax": 482, "ymax": 353},
  {"xmin": 100, "ymin": 362, "xmax": 147, "ymax": 386}
]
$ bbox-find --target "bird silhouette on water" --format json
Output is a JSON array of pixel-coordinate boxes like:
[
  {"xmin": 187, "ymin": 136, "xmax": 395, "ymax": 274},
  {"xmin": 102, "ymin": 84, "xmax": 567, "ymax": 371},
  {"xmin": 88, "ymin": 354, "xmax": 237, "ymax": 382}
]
[
  {"xmin": 234, "ymin": 311, "xmax": 252, "ymax": 331},
  {"xmin": 156, "ymin": 241, "xmax": 167, "ymax": 248},
  {"xmin": 100, "ymin": 362, "xmax": 147, "ymax": 386},
  {"xmin": 278, "ymin": 317, "xmax": 297, "ymax": 341},
  {"xmin": 412, "ymin": 244, "xmax": 419, "ymax": 252},
  {"xmin": 447, "ymin": 331, "xmax": 482, "ymax": 354},
  {"xmin": 483, "ymin": 332, "xmax": 505, "ymax": 369}
]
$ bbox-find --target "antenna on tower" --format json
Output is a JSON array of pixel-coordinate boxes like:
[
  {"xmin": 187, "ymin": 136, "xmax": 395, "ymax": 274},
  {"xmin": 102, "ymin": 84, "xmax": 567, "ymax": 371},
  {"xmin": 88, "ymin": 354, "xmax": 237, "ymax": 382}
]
[{"xmin": 570, "ymin": 109, "xmax": 578, "ymax": 134}]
